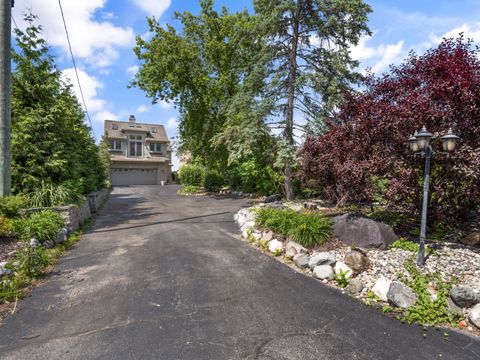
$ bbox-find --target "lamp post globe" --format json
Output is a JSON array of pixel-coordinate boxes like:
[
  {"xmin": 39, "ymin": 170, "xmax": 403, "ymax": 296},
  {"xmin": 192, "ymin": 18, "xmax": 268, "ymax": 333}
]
[{"xmin": 440, "ymin": 128, "xmax": 460, "ymax": 152}]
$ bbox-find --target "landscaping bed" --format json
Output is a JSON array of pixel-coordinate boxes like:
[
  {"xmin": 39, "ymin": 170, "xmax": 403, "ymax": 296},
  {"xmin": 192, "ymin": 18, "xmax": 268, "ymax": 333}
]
[{"xmin": 234, "ymin": 203, "xmax": 480, "ymax": 337}]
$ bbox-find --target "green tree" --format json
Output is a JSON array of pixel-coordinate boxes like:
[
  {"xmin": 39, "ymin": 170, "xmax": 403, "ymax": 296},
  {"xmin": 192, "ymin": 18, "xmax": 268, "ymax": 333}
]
[
  {"xmin": 11, "ymin": 14, "xmax": 106, "ymax": 199},
  {"xmin": 253, "ymin": 0, "xmax": 372, "ymax": 199},
  {"xmin": 131, "ymin": 0, "xmax": 267, "ymax": 170}
]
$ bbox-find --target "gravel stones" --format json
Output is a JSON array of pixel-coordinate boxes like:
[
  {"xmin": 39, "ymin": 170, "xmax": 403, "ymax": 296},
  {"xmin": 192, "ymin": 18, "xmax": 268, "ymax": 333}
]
[
  {"xmin": 308, "ymin": 252, "xmax": 335, "ymax": 269},
  {"xmin": 372, "ymin": 277, "xmax": 392, "ymax": 302},
  {"xmin": 387, "ymin": 281, "xmax": 417, "ymax": 309},
  {"xmin": 293, "ymin": 254, "xmax": 309, "ymax": 268},
  {"xmin": 344, "ymin": 249, "xmax": 368, "ymax": 273},
  {"xmin": 469, "ymin": 303, "xmax": 480, "ymax": 329},
  {"xmin": 332, "ymin": 213, "xmax": 398, "ymax": 249},
  {"xmin": 313, "ymin": 265, "xmax": 334, "ymax": 280},
  {"xmin": 450, "ymin": 286, "xmax": 479, "ymax": 308}
]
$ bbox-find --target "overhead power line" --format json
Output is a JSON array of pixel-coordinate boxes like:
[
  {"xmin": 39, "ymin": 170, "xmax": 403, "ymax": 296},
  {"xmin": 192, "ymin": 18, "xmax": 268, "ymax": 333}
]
[{"xmin": 57, "ymin": 0, "xmax": 97, "ymax": 141}]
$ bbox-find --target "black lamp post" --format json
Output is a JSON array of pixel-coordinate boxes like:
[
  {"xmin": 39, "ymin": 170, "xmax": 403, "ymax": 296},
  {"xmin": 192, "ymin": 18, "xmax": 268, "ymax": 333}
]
[{"xmin": 408, "ymin": 126, "xmax": 460, "ymax": 266}]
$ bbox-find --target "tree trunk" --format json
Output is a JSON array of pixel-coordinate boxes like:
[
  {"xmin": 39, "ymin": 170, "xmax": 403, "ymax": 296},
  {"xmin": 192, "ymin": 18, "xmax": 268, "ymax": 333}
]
[{"xmin": 284, "ymin": 0, "xmax": 301, "ymax": 200}]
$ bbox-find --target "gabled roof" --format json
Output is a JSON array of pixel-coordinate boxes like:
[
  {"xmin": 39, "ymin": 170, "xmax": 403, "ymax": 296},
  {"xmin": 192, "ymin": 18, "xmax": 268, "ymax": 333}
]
[{"xmin": 104, "ymin": 119, "xmax": 169, "ymax": 142}]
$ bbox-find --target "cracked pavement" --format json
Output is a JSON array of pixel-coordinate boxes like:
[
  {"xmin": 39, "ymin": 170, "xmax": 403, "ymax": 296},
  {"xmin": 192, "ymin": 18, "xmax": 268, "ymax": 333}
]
[{"xmin": 0, "ymin": 185, "xmax": 479, "ymax": 359}]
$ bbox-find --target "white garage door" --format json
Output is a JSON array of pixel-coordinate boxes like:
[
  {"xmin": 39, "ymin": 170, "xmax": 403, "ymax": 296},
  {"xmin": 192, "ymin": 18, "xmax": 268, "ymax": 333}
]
[{"xmin": 110, "ymin": 168, "xmax": 158, "ymax": 186}]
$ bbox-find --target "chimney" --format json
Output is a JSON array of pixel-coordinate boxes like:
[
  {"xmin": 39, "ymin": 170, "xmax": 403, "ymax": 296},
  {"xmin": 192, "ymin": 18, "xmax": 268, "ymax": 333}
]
[{"xmin": 128, "ymin": 115, "xmax": 136, "ymax": 123}]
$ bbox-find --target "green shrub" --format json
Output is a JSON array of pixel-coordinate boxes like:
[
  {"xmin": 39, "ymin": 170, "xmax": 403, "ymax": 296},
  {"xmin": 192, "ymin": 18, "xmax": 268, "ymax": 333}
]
[
  {"xmin": 13, "ymin": 210, "xmax": 64, "ymax": 243},
  {"xmin": 0, "ymin": 195, "xmax": 26, "ymax": 218},
  {"xmin": 15, "ymin": 245, "xmax": 50, "ymax": 279},
  {"xmin": 179, "ymin": 164, "xmax": 205, "ymax": 186},
  {"xmin": 0, "ymin": 216, "xmax": 13, "ymax": 237},
  {"xmin": 203, "ymin": 170, "xmax": 224, "ymax": 192},
  {"xmin": 256, "ymin": 208, "xmax": 331, "ymax": 248},
  {"xmin": 25, "ymin": 181, "xmax": 83, "ymax": 208}
]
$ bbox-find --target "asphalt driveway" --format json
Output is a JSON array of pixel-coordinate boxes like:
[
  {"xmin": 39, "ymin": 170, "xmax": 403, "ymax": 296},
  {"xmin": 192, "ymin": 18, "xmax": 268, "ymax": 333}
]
[{"xmin": 0, "ymin": 185, "xmax": 479, "ymax": 359}]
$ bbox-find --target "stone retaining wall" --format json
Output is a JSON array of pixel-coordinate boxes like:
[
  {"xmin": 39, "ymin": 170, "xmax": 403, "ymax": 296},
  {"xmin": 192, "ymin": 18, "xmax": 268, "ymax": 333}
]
[{"xmin": 23, "ymin": 188, "xmax": 110, "ymax": 232}]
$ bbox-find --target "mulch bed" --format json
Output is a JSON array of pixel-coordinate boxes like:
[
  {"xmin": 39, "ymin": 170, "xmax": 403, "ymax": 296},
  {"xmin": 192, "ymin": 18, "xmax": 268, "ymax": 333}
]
[{"xmin": 0, "ymin": 237, "xmax": 22, "ymax": 263}]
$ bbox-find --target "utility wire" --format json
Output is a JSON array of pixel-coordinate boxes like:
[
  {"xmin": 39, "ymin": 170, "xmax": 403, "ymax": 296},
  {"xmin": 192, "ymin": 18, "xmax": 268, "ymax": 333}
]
[{"xmin": 57, "ymin": 0, "xmax": 97, "ymax": 141}]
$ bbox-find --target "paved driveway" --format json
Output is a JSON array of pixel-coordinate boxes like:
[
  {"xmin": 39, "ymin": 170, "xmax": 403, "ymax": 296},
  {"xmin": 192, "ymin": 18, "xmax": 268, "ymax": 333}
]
[{"xmin": 0, "ymin": 185, "xmax": 479, "ymax": 359}]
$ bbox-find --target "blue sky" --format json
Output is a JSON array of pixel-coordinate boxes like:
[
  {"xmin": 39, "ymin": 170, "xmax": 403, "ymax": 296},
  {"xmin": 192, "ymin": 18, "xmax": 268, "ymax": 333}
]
[{"xmin": 11, "ymin": 0, "xmax": 480, "ymax": 169}]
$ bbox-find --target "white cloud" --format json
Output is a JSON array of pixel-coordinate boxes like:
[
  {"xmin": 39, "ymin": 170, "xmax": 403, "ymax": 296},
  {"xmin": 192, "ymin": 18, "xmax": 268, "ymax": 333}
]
[
  {"xmin": 133, "ymin": 0, "xmax": 171, "ymax": 17},
  {"xmin": 126, "ymin": 65, "xmax": 139, "ymax": 76},
  {"xmin": 62, "ymin": 68, "xmax": 106, "ymax": 113},
  {"xmin": 136, "ymin": 104, "xmax": 149, "ymax": 113},
  {"xmin": 13, "ymin": 0, "xmax": 134, "ymax": 68},
  {"xmin": 94, "ymin": 110, "xmax": 121, "ymax": 124},
  {"xmin": 434, "ymin": 23, "xmax": 480, "ymax": 43},
  {"xmin": 166, "ymin": 117, "xmax": 178, "ymax": 129},
  {"xmin": 351, "ymin": 36, "xmax": 404, "ymax": 74},
  {"xmin": 158, "ymin": 100, "xmax": 173, "ymax": 109}
]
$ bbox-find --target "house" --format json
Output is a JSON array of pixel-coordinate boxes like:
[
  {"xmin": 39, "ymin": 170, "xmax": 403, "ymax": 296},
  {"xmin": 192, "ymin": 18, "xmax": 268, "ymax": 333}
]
[{"xmin": 104, "ymin": 115, "xmax": 173, "ymax": 186}]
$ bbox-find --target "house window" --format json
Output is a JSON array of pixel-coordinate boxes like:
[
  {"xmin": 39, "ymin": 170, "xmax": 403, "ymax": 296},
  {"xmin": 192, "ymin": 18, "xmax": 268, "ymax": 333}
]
[
  {"xmin": 112, "ymin": 124, "xmax": 118, "ymax": 130},
  {"xmin": 149, "ymin": 143, "xmax": 162, "ymax": 153},
  {"xmin": 128, "ymin": 135, "xmax": 143, "ymax": 157},
  {"xmin": 108, "ymin": 139, "xmax": 122, "ymax": 150},
  {"xmin": 151, "ymin": 128, "xmax": 157, "ymax": 133}
]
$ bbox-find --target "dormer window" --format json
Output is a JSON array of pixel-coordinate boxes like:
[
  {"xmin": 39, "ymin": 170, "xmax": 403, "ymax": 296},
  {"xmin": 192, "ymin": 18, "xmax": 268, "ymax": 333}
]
[
  {"xmin": 151, "ymin": 128, "xmax": 157, "ymax": 133},
  {"xmin": 112, "ymin": 124, "xmax": 118, "ymax": 130}
]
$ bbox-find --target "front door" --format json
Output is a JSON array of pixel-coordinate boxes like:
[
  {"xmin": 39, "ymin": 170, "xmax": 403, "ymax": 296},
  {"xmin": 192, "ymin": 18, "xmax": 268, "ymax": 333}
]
[{"xmin": 128, "ymin": 135, "xmax": 143, "ymax": 157}]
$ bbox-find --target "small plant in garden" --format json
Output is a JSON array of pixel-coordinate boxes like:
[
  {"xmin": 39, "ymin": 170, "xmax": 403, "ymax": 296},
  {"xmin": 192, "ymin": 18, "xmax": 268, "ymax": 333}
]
[
  {"xmin": 255, "ymin": 208, "xmax": 331, "ymax": 248},
  {"xmin": 365, "ymin": 291, "xmax": 380, "ymax": 306},
  {"xmin": 0, "ymin": 195, "xmax": 26, "ymax": 218},
  {"xmin": 400, "ymin": 258, "xmax": 460, "ymax": 326},
  {"xmin": 334, "ymin": 270, "xmax": 350, "ymax": 288},
  {"xmin": 13, "ymin": 210, "xmax": 64, "ymax": 243},
  {"xmin": 272, "ymin": 248, "xmax": 283, "ymax": 257},
  {"xmin": 389, "ymin": 238, "xmax": 435, "ymax": 255},
  {"xmin": 368, "ymin": 209, "xmax": 406, "ymax": 228},
  {"xmin": 382, "ymin": 305, "xmax": 394, "ymax": 313},
  {"xmin": 177, "ymin": 185, "xmax": 200, "ymax": 195},
  {"xmin": 25, "ymin": 181, "xmax": 84, "ymax": 208},
  {"xmin": 0, "ymin": 216, "xmax": 14, "ymax": 237},
  {"xmin": 15, "ymin": 245, "xmax": 50, "ymax": 279},
  {"xmin": 259, "ymin": 240, "xmax": 269, "ymax": 250}
]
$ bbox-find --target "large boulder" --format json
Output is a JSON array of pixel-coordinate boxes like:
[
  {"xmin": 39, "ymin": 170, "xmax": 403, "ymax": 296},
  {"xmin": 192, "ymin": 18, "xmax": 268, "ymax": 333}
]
[
  {"xmin": 308, "ymin": 252, "xmax": 335, "ymax": 269},
  {"xmin": 460, "ymin": 232, "xmax": 480, "ymax": 246},
  {"xmin": 344, "ymin": 249, "xmax": 368, "ymax": 273},
  {"xmin": 450, "ymin": 286, "xmax": 479, "ymax": 308},
  {"xmin": 387, "ymin": 281, "xmax": 417, "ymax": 309},
  {"xmin": 332, "ymin": 213, "xmax": 398, "ymax": 249}
]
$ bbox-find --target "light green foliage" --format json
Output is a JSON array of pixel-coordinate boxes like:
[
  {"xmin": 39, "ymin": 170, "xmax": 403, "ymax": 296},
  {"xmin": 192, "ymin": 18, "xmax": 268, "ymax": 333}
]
[
  {"xmin": 334, "ymin": 270, "xmax": 350, "ymax": 288},
  {"xmin": 11, "ymin": 14, "xmax": 107, "ymax": 198},
  {"xmin": 178, "ymin": 164, "xmax": 205, "ymax": 187},
  {"xmin": 369, "ymin": 209, "xmax": 406, "ymax": 228},
  {"xmin": 15, "ymin": 245, "xmax": 50, "ymax": 279},
  {"xmin": 272, "ymin": 248, "xmax": 283, "ymax": 256},
  {"xmin": 259, "ymin": 240, "xmax": 269, "ymax": 250},
  {"xmin": 24, "ymin": 181, "xmax": 84, "ymax": 208},
  {"xmin": 256, "ymin": 208, "xmax": 331, "ymax": 247},
  {"xmin": 372, "ymin": 176, "xmax": 390, "ymax": 205},
  {"xmin": 388, "ymin": 238, "xmax": 420, "ymax": 252},
  {"xmin": 365, "ymin": 290, "xmax": 380, "ymax": 306},
  {"xmin": 382, "ymin": 305, "xmax": 394, "ymax": 313},
  {"xmin": 401, "ymin": 259, "xmax": 460, "ymax": 326},
  {"xmin": 177, "ymin": 185, "xmax": 201, "ymax": 195},
  {"xmin": 13, "ymin": 210, "xmax": 64, "ymax": 243},
  {"xmin": 0, "ymin": 217, "xmax": 14, "ymax": 237},
  {"xmin": 0, "ymin": 196, "xmax": 26, "ymax": 218}
]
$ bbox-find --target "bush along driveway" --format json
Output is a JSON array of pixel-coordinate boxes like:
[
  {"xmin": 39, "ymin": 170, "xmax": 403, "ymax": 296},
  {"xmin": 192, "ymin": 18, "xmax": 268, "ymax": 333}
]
[{"xmin": 235, "ymin": 203, "xmax": 480, "ymax": 337}]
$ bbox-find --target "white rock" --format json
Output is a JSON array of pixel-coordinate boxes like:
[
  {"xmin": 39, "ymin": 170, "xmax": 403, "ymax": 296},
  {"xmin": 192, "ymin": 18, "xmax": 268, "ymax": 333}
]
[
  {"xmin": 308, "ymin": 252, "xmax": 335, "ymax": 269},
  {"xmin": 29, "ymin": 238, "xmax": 40, "ymax": 247},
  {"xmin": 0, "ymin": 261, "xmax": 7, "ymax": 268},
  {"xmin": 372, "ymin": 277, "xmax": 392, "ymax": 302},
  {"xmin": 293, "ymin": 254, "xmax": 309, "ymax": 268},
  {"xmin": 313, "ymin": 265, "xmax": 334, "ymax": 280},
  {"xmin": 334, "ymin": 261, "xmax": 353, "ymax": 278},
  {"xmin": 469, "ymin": 303, "xmax": 480, "ymax": 329},
  {"xmin": 268, "ymin": 239, "xmax": 283, "ymax": 253},
  {"xmin": 285, "ymin": 241, "xmax": 308, "ymax": 255},
  {"xmin": 261, "ymin": 231, "xmax": 274, "ymax": 242},
  {"xmin": 285, "ymin": 247, "xmax": 297, "ymax": 259},
  {"xmin": 252, "ymin": 232, "xmax": 262, "ymax": 240}
]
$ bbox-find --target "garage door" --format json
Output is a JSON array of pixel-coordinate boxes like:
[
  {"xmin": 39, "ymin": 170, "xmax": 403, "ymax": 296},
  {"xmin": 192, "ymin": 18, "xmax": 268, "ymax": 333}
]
[{"xmin": 110, "ymin": 168, "xmax": 158, "ymax": 186}]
